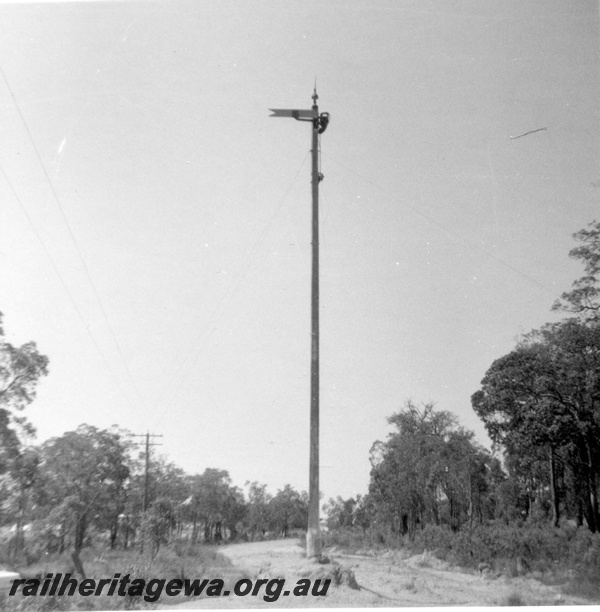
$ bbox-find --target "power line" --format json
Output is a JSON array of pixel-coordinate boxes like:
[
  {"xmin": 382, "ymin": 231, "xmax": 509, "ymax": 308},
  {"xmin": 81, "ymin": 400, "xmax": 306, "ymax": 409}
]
[
  {"xmin": 149, "ymin": 150, "xmax": 311, "ymax": 428},
  {"xmin": 0, "ymin": 63, "xmax": 146, "ymax": 413},
  {"xmin": 322, "ymin": 151, "xmax": 561, "ymax": 300},
  {"xmin": 0, "ymin": 162, "xmax": 142, "ymax": 419}
]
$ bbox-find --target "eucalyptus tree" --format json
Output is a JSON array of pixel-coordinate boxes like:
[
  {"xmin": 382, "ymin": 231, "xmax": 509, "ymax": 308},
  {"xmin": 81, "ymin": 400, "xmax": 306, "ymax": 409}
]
[
  {"xmin": 221, "ymin": 484, "xmax": 246, "ymax": 541},
  {"xmin": 244, "ymin": 481, "xmax": 272, "ymax": 540},
  {"xmin": 186, "ymin": 468, "xmax": 241, "ymax": 542},
  {"xmin": 0, "ymin": 312, "xmax": 47, "ymax": 557},
  {"xmin": 368, "ymin": 401, "xmax": 491, "ymax": 536},
  {"xmin": 472, "ymin": 319, "xmax": 600, "ymax": 530},
  {"xmin": 269, "ymin": 484, "xmax": 307, "ymax": 537},
  {"xmin": 142, "ymin": 498, "xmax": 177, "ymax": 557},
  {"xmin": 36, "ymin": 425, "xmax": 130, "ymax": 552},
  {"xmin": 554, "ymin": 220, "xmax": 600, "ymax": 319},
  {"xmin": 1, "ymin": 447, "xmax": 41, "ymax": 559},
  {"xmin": 0, "ymin": 312, "xmax": 48, "ymax": 472},
  {"xmin": 324, "ymin": 496, "xmax": 357, "ymax": 531}
]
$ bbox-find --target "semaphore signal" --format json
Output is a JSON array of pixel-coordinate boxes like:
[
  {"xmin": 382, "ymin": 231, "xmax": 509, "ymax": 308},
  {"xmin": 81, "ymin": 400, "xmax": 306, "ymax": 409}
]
[{"xmin": 269, "ymin": 88, "xmax": 329, "ymax": 559}]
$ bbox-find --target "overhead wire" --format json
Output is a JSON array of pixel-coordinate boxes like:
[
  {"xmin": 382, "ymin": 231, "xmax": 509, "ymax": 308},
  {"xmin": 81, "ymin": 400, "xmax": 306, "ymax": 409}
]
[
  {"xmin": 0, "ymin": 163, "xmax": 143, "ymax": 419},
  {"xmin": 149, "ymin": 150, "xmax": 311, "ymax": 428},
  {"xmin": 0, "ymin": 63, "xmax": 146, "ymax": 415},
  {"xmin": 321, "ymin": 151, "xmax": 562, "ymax": 300}
]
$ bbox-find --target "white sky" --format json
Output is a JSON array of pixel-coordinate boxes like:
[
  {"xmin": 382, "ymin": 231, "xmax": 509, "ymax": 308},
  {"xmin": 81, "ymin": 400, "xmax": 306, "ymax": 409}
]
[{"xmin": 0, "ymin": 1, "xmax": 598, "ymax": 500}]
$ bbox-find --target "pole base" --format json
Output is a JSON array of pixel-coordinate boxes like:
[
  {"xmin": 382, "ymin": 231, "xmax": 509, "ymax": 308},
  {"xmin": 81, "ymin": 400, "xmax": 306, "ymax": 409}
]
[{"xmin": 306, "ymin": 527, "xmax": 322, "ymax": 559}]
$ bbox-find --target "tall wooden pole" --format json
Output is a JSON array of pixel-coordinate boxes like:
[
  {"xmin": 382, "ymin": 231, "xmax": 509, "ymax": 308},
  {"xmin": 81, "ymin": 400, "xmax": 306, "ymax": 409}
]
[
  {"xmin": 132, "ymin": 432, "xmax": 163, "ymax": 513},
  {"xmin": 144, "ymin": 432, "xmax": 150, "ymax": 512},
  {"xmin": 268, "ymin": 90, "xmax": 329, "ymax": 559},
  {"xmin": 306, "ymin": 89, "xmax": 321, "ymax": 559}
]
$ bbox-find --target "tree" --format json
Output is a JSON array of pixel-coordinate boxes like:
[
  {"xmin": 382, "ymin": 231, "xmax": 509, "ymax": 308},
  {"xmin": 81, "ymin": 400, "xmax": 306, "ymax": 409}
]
[
  {"xmin": 472, "ymin": 319, "xmax": 600, "ymax": 530},
  {"xmin": 368, "ymin": 401, "xmax": 494, "ymax": 536},
  {"xmin": 353, "ymin": 494, "xmax": 374, "ymax": 532},
  {"xmin": 244, "ymin": 481, "xmax": 272, "ymax": 540},
  {"xmin": 149, "ymin": 459, "xmax": 189, "ymax": 531},
  {"xmin": 472, "ymin": 220, "xmax": 600, "ymax": 530},
  {"xmin": 186, "ymin": 468, "xmax": 238, "ymax": 543},
  {"xmin": 553, "ymin": 220, "xmax": 600, "ymax": 319},
  {"xmin": 269, "ymin": 485, "xmax": 307, "ymax": 537},
  {"xmin": 0, "ymin": 312, "xmax": 48, "ymax": 559},
  {"xmin": 0, "ymin": 312, "xmax": 48, "ymax": 472},
  {"xmin": 142, "ymin": 498, "xmax": 177, "ymax": 557},
  {"xmin": 0, "ymin": 447, "xmax": 41, "ymax": 560},
  {"xmin": 324, "ymin": 496, "xmax": 357, "ymax": 531},
  {"xmin": 97, "ymin": 427, "xmax": 139, "ymax": 549},
  {"xmin": 36, "ymin": 425, "xmax": 130, "ymax": 553},
  {"xmin": 221, "ymin": 485, "xmax": 246, "ymax": 541}
]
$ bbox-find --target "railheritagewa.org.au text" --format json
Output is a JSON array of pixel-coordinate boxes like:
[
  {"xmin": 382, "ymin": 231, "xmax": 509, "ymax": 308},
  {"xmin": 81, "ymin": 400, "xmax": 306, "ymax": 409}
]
[{"xmin": 9, "ymin": 573, "xmax": 331, "ymax": 603}]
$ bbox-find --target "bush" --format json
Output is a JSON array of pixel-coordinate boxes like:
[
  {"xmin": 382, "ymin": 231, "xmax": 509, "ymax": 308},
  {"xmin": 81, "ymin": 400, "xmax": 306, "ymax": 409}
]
[
  {"xmin": 563, "ymin": 530, "xmax": 600, "ymax": 600},
  {"xmin": 504, "ymin": 592, "xmax": 526, "ymax": 606},
  {"xmin": 325, "ymin": 520, "xmax": 600, "ymax": 600},
  {"xmin": 322, "ymin": 527, "xmax": 393, "ymax": 553},
  {"xmin": 3, "ymin": 540, "xmax": 237, "ymax": 610}
]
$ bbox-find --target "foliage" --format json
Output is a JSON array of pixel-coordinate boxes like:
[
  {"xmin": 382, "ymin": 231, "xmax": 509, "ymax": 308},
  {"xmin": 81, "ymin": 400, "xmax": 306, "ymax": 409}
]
[
  {"xmin": 0, "ymin": 312, "xmax": 49, "ymax": 444},
  {"xmin": 268, "ymin": 485, "xmax": 307, "ymax": 537},
  {"xmin": 367, "ymin": 401, "xmax": 499, "ymax": 537},
  {"xmin": 141, "ymin": 498, "xmax": 176, "ymax": 556},
  {"xmin": 553, "ymin": 220, "xmax": 600, "ymax": 319},
  {"xmin": 1, "ymin": 413, "xmax": 308, "ymax": 565},
  {"xmin": 243, "ymin": 481, "xmax": 272, "ymax": 539},
  {"xmin": 3, "ymin": 541, "xmax": 235, "ymax": 610},
  {"xmin": 33, "ymin": 425, "xmax": 131, "ymax": 553},
  {"xmin": 12, "ymin": 219, "xmax": 600, "ymax": 596},
  {"xmin": 324, "ymin": 496, "xmax": 357, "ymax": 531},
  {"xmin": 185, "ymin": 468, "xmax": 245, "ymax": 543},
  {"xmin": 472, "ymin": 318, "xmax": 600, "ymax": 530},
  {"xmin": 0, "ymin": 312, "xmax": 48, "ymax": 542},
  {"xmin": 323, "ymin": 520, "xmax": 600, "ymax": 599}
]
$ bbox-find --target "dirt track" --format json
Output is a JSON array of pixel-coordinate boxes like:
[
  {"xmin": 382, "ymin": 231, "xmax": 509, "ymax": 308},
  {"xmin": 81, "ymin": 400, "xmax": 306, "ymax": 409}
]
[{"xmin": 159, "ymin": 538, "xmax": 592, "ymax": 608}]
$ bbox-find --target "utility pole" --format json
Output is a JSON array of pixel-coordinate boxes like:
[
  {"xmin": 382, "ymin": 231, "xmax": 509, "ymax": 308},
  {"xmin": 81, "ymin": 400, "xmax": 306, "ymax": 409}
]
[
  {"xmin": 270, "ymin": 89, "xmax": 330, "ymax": 558},
  {"xmin": 133, "ymin": 432, "xmax": 163, "ymax": 512}
]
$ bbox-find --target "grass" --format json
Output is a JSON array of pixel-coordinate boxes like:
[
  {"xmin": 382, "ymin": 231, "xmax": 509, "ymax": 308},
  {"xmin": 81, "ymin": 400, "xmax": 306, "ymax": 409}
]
[
  {"xmin": 2, "ymin": 540, "xmax": 243, "ymax": 611},
  {"xmin": 563, "ymin": 574, "xmax": 600, "ymax": 601},
  {"xmin": 323, "ymin": 523, "xmax": 600, "ymax": 602},
  {"xmin": 503, "ymin": 592, "xmax": 526, "ymax": 606}
]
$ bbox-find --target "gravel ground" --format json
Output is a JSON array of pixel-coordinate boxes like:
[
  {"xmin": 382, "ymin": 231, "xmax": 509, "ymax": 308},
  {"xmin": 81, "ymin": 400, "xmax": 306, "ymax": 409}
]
[{"xmin": 158, "ymin": 538, "xmax": 593, "ymax": 608}]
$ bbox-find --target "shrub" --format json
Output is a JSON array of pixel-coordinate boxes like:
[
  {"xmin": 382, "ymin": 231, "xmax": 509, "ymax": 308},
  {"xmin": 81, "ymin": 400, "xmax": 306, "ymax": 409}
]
[
  {"xmin": 4, "ymin": 540, "xmax": 236, "ymax": 610},
  {"xmin": 504, "ymin": 592, "xmax": 525, "ymax": 606},
  {"xmin": 325, "ymin": 520, "xmax": 600, "ymax": 601}
]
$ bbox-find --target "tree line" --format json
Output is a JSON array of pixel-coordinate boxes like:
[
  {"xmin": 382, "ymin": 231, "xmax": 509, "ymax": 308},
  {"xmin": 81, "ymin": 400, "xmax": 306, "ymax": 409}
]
[
  {"xmin": 1, "ymin": 424, "xmax": 308, "ymax": 564},
  {"xmin": 326, "ymin": 221, "xmax": 600, "ymax": 540},
  {"xmin": 0, "ymin": 316, "xmax": 307, "ymax": 564},
  {"xmin": 5, "ymin": 220, "xmax": 600, "ymax": 566}
]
